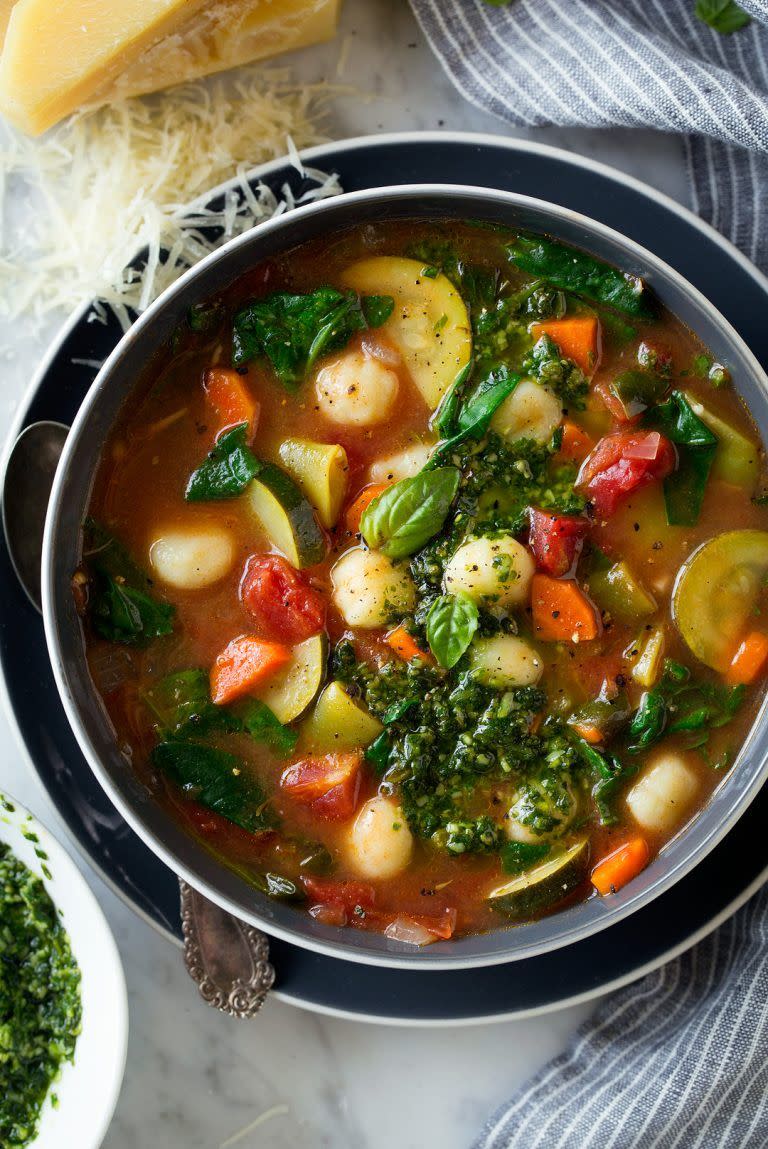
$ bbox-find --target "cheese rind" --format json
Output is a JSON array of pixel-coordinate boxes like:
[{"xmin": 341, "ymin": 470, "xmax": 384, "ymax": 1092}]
[
  {"xmin": 0, "ymin": 0, "xmax": 340, "ymax": 136},
  {"xmin": 0, "ymin": 0, "xmax": 215, "ymax": 134},
  {"xmin": 102, "ymin": 0, "xmax": 340, "ymax": 102}
]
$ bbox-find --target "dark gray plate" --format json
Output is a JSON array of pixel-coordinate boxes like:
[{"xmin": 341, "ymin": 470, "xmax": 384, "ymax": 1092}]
[{"xmin": 3, "ymin": 132, "xmax": 767, "ymax": 1022}]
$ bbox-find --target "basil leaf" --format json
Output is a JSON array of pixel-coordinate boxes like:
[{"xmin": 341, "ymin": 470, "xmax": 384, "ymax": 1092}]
[
  {"xmin": 456, "ymin": 366, "xmax": 520, "ymax": 438},
  {"xmin": 360, "ymin": 466, "xmax": 460, "ymax": 559},
  {"xmin": 695, "ymin": 0, "xmax": 750, "ymax": 33},
  {"xmin": 426, "ymin": 592, "xmax": 479, "ymax": 669},
  {"xmin": 84, "ymin": 520, "xmax": 174, "ymax": 646},
  {"xmin": 500, "ymin": 840, "xmax": 550, "ymax": 875},
  {"xmin": 152, "ymin": 742, "xmax": 276, "ymax": 834},
  {"xmin": 645, "ymin": 390, "xmax": 718, "ymax": 525},
  {"xmin": 239, "ymin": 699, "xmax": 298, "ymax": 755}
]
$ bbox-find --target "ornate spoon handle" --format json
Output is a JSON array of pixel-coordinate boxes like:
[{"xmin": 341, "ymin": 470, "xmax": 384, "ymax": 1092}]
[{"xmin": 180, "ymin": 880, "xmax": 275, "ymax": 1018}]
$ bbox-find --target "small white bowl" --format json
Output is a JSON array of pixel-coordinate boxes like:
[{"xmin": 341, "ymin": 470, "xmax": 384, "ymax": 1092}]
[{"xmin": 0, "ymin": 791, "xmax": 128, "ymax": 1149}]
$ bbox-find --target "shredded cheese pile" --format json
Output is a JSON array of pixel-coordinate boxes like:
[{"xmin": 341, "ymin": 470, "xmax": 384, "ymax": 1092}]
[{"xmin": 0, "ymin": 66, "xmax": 343, "ymax": 329}]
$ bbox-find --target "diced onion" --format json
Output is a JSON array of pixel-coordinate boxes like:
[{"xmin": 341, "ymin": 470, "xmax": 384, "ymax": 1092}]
[{"xmin": 384, "ymin": 916, "xmax": 439, "ymax": 946}]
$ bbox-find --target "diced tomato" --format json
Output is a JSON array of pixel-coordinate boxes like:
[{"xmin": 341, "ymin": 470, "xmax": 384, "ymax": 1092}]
[
  {"xmin": 240, "ymin": 554, "xmax": 326, "ymax": 644},
  {"xmin": 203, "ymin": 368, "xmax": 259, "ymax": 439},
  {"xmin": 175, "ymin": 799, "xmax": 274, "ymax": 851},
  {"xmin": 281, "ymin": 752, "xmax": 362, "ymax": 821},
  {"xmin": 302, "ymin": 876, "xmax": 376, "ymax": 924},
  {"xmin": 577, "ymin": 430, "xmax": 676, "ymax": 519},
  {"xmin": 528, "ymin": 508, "xmax": 589, "ymax": 577},
  {"xmin": 593, "ymin": 378, "xmax": 632, "ymax": 423}
]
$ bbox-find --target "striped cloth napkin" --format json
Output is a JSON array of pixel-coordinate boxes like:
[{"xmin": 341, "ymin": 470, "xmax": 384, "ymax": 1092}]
[{"xmin": 406, "ymin": 1, "xmax": 768, "ymax": 1145}]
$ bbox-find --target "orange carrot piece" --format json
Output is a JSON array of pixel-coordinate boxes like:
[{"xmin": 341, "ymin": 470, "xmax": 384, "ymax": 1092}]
[
  {"xmin": 386, "ymin": 625, "xmax": 435, "ymax": 665},
  {"xmin": 531, "ymin": 316, "xmax": 600, "ymax": 375},
  {"xmin": 571, "ymin": 722, "xmax": 603, "ymax": 744},
  {"xmin": 592, "ymin": 837, "xmax": 650, "ymax": 896},
  {"xmin": 558, "ymin": 419, "xmax": 595, "ymax": 463},
  {"xmin": 345, "ymin": 483, "xmax": 390, "ymax": 535},
  {"xmin": 210, "ymin": 635, "xmax": 291, "ymax": 706},
  {"xmin": 531, "ymin": 573, "xmax": 602, "ymax": 643},
  {"xmin": 203, "ymin": 368, "xmax": 259, "ymax": 439},
  {"xmin": 726, "ymin": 631, "xmax": 768, "ymax": 685}
]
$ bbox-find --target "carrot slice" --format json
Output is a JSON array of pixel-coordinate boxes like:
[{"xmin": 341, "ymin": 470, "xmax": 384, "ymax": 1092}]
[
  {"xmin": 210, "ymin": 635, "xmax": 291, "ymax": 705},
  {"xmin": 558, "ymin": 419, "xmax": 595, "ymax": 463},
  {"xmin": 571, "ymin": 722, "xmax": 603, "ymax": 744},
  {"xmin": 531, "ymin": 316, "xmax": 600, "ymax": 375},
  {"xmin": 345, "ymin": 483, "xmax": 390, "ymax": 535},
  {"xmin": 203, "ymin": 368, "xmax": 259, "ymax": 439},
  {"xmin": 726, "ymin": 631, "xmax": 768, "ymax": 685},
  {"xmin": 386, "ymin": 625, "xmax": 435, "ymax": 664},
  {"xmin": 531, "ymin": 573, "xmax": 602, "ymax": 643},
  {"xmin": 592, "ymin": 837, "xmax": 650, "ymax": 895}
]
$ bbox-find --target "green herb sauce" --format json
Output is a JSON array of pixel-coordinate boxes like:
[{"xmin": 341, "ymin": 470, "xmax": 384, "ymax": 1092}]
[{"xmin": 0, "ymin": 842, "xmax": 82, "ymax": 1147}]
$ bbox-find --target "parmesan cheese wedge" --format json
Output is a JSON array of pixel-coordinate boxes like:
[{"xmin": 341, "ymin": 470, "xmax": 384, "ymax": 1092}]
[
  {"xmin": 99, "ymin": 0, "xmax": 340, "ymax": 103},
  {"xmin": 0, "ymin": 0, "xmax": 211, "ymax": 134},
  {"xmin": 0, "ymin": 0, "xmax": 340, "ymax": 136}
]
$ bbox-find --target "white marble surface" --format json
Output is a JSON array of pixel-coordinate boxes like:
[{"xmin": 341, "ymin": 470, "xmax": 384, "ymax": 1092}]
[{"xmin": 0, "ymin": 2, "xmax": 694, "ymax": 1146}]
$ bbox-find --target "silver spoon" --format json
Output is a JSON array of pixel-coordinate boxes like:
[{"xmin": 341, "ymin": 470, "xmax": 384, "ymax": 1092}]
[{"xmin": 2, "ymin": 421, "xmax": 274, "ymax": 1018}]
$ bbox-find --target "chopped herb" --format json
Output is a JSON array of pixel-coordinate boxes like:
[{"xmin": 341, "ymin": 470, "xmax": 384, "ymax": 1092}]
[{"xmin": 185, "ymin": 422, "xmax": 261, "ymax": 501}]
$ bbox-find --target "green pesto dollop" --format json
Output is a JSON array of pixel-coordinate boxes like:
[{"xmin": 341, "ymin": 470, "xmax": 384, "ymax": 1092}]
[{"xmin": 0, "ymin": 840, "xmax": 82, "ymax": 1147}]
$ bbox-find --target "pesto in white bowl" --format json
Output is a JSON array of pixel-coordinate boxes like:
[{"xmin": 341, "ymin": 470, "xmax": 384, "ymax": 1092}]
[{"xmin": 0, "ymin": 793, "xmax": 127, "ymax": 1148}]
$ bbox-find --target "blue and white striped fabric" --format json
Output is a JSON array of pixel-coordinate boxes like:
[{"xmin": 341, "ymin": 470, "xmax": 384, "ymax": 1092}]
[
  {"xmin": 409, "ymin": 0, "xmax": 768, "ymax": 267},
  {"xmin": 406, "ymin": 1, "xmax": 768, "ymax": 1145}
]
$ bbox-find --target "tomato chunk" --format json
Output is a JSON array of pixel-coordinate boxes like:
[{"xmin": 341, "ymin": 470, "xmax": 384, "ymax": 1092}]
[
  {"xmin": 528, "ymin": 508, "xmax": 589, "ymax": 577},
  {"xmin": 240, "ymin": 554, "xmax": 326, "ymax": 644},
  {"xmin": 203, "ymin": 368, "xmax": 259, "ymax": 439},
  {"xmin": 303, "ymin": 876, "xmax": 376, "ymax": 918},
  {"xmin": 281, "ymin": 751, "xmax": 362, "ymax": 821},
  {"xmin": 577, "ymin": 430, "xmax": 676, "ymax": 519}
]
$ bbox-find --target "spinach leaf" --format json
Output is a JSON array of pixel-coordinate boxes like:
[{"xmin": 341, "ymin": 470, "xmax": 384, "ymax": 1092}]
[
  {"xmin": 152, "ymin": 741, "xmax": 276, "ymax": 833},
  {"xmin": 645, "ymin": 390, "xmax": 718, "ymax": 525},
  {"xmin": 426, "ymin": 592, "xmax": 479, "ymax": 668},
  {"xmin": 627, "ymin": 658, "xmax": 745, "ymax": 753},
  {"xmin": 695, "ymin": 0, "xmax": 750, "ymax": 32},
  {"xmin": 506, "ymin": 235, "xmax": 654, "ymax": 318},
  {"xmin": 185, "ymin": 422, "xmax": 261, "ymax": 502},
  {"xmin": 239, "ymin": 699, "xmax": 299, "ymax": 755},
  {"xmin": 360, "ymin": 466, "xmax": 460, "ymax": 559},
  {"xmin": 84, "ymin": 520, "xmax": 174, "ymax": 645},
  {"xmin": 232, "ymin": 287, "xmax": 394, "ymax": 388},
  {"xmin": 500, "ymin": 840, "xmax": 550, "ymax": 874},
  {"xmin": 382, "ymin": 698, "xmax": 417, "ymax": 725},
  {"xmin": 365, "ymin": 731, "xmax": 393, "ymax": 774},
  {"xmin": 429, "ymin": 367, "xmax": 520, "ymax": 464},
  {"xmin": 435, "ymin": 359, "xmax": 473, "ymax": 438},
  {"xmin": 405, "ymin": 239, "xmax": 500, "ymax": 309},
  {"xmin": 188, "ymin": 300, "xmax": 223, "ymax": 333},
  {"xmin": 143, "ymin": 669, "xmax": 239, "ymax": 737},
  {"xmin": 572, "ymin": 736, "xmax": 637, "ymax": 825}
]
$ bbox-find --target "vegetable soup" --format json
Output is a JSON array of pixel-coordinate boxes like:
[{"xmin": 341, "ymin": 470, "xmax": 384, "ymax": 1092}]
[{"xmin": 78, "ymin": 220, "xmax": 768, "ymax": 945}]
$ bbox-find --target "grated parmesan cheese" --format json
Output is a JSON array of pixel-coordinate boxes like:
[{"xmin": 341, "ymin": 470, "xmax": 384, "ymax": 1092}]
[{"xmin": 0, "ymin": 65, "xmax": 345, "ymax": 330}]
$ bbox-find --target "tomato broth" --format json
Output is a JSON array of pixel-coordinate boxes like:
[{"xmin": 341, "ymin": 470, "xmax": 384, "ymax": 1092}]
[{"xmin": 79, "ymin": 219, "xmax": 768, "ymax": 944}]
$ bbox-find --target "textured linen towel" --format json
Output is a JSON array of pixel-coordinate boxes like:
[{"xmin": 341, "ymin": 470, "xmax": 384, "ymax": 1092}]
[{"xmin": 405, "ymin": 1, "xmax": 768, "ymax": 1146}]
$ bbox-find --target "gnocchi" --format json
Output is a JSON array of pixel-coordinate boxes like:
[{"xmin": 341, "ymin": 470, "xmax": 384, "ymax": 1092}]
[
  {"xmin": 149, "ymin": 526, "xmax": 235, "ymax": 590},
  {"xmin": 491, "ymin": 380, "xmax": 563, "ymax": 445},
  {"xmin": 331, "ymin": 547, "xmax": 415, "ymax": 628},
  {"xmin": 315, "ymin": 348, "xmax": 399, "ymax": 427},
  {"xmin": 444, "ymin": 535, "xmax": 535, "ymax": 609},
  {"xmin": 369, "ymin": 441, "xmax": 435, "ymax": 484},
  {"xmin": 625, "ymin": 753, "xmax": 700, "ymax": 834},
  {"xmin": 470, "ymin": 634, "xmax": 543, "ymax": 688},
  {"xmin": 347, "ymin": 795, "xmax": 414, "ymax": 879}
]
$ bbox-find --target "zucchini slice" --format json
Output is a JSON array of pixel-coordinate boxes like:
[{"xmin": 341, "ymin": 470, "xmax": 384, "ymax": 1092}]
[
  {"xmin": 301, "ymin": 681, "xmax": 383, "ymax": 753},
  {"xmin": 278, "ymin": 438, "xmax": 349, "ymax": 529},
  {"xmin": 488, "ymin": 839, "xmax": 590, "ymax": 918},
  {"xmin": 246, "ymin": 463, "xmax": 326, "ymax": 569},
  {"xmin": 340, "ymin": 256, "xmax": 471, "ymax": 410},
  {"xmin": 673, "ymin": 529, "xmax": 768, "ymax": 671},
  {"xmin": 688, "ymin": 398, "xmax": 759, "ymax": 493},
  {"xmin": 254, "ymin": 634, "xmax": 327, "ymax": 724}
]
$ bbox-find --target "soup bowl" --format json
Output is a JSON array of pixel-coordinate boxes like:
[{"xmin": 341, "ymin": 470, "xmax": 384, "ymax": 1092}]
[{"xmin": 41, "ymin": 184, "xmax": 768, "ymax": 970}]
